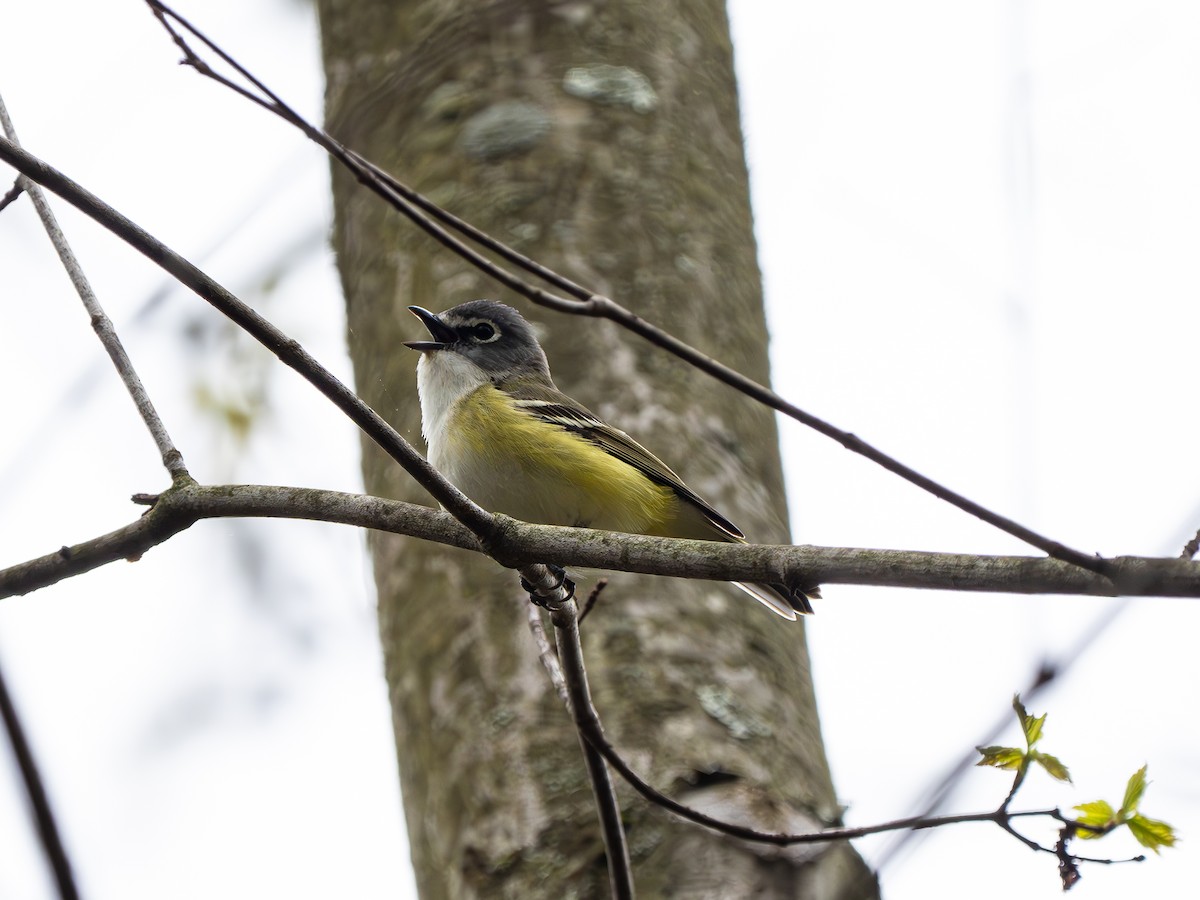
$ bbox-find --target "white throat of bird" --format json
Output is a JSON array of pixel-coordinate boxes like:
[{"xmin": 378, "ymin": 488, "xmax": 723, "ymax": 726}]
[{"xmin": 414, "ymin": 350, "xmax": 490, "ymax": 457}]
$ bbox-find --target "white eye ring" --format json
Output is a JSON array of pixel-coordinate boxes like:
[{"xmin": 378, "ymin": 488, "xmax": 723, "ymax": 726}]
[{"xmin": 465, "ymin": 320, "xmax": 501, "ymax": 343}]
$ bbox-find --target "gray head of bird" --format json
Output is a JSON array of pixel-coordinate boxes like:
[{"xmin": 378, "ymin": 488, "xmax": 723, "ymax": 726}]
[{"xmin": 404, "ymin": 300, "xmax": 551, "ymax": 381}]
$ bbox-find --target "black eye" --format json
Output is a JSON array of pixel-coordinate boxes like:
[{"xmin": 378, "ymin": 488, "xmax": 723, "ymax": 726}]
[{"xmin": 470, "ymin": 322, "xmax": 497, "ymax": 342}]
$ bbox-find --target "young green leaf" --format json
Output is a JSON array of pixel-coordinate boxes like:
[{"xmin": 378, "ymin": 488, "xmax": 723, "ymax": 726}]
[
  {"xmin": 1073, "ymin": 800, "xmax": 1116, "ymax": 839},
  {"xmin": 1121, "ymin": 765, "xmax": 1148, "ymax": 815},
  {"xmin": 1126, "ymin": 814, "xmax": 1177, "ymax": 853},
  {"xmin": 1023, "ymin": 712, "xmax": 1046, "ymax": 748},
  {"xmin": 977, "ymin": 745, "xmax": 1025, "ymax": 770},
  {"xmin": 1031, "ymin": 751, "xmax": 1072, "ymax": 783},
  {"xmin": 1012, "ymin": 694, "xmax": 1045, "ymax": 748}
]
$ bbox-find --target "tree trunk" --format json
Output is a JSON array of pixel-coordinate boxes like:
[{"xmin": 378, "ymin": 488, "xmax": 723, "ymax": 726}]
[{"xmin": 317, "ymin": 1, "xmax": 877, "ymax": 897}]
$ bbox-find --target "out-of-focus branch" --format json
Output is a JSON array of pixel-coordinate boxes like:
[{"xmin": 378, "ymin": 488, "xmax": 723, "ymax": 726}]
[
  {"xmin": 4, "ymin": 483, "xmax": 1200, "ymax": 603},
  {"xmin": 0, "ymin": 93, "xmax": 188, "ymax": 481},
  {"xmin": 142, "ymin": 0, "xmax": 1111, "ymax": 582},
  {"xmin": 0, "ymin": 652, "xmax": 80, "ymax": 900}
]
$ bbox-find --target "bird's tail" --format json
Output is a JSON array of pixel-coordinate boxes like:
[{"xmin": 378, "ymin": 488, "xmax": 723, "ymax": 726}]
[{"xmin": 733, "ymin": 582, "xmax": 819, "ymax": 620}]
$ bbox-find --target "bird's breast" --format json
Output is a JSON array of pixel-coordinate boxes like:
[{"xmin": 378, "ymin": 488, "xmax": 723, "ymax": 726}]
[{"xmin": 437, "ymin": 385, "xmax": 677, "ymax": 535}]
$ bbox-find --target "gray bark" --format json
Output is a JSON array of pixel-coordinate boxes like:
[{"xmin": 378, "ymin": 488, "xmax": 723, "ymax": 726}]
[{"xmin": 317, "ymin": 1, "xmax": 878, "ymax": 897}]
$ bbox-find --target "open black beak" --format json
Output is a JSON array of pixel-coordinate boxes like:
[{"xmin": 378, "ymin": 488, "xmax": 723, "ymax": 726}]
[{"xmin": 403, "ymin": 306, "xmax": 458, "ymax": 352}]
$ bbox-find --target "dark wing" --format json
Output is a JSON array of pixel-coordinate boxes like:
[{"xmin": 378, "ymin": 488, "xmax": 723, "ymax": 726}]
[{"xmin": 506, "ymin": 380, "xmax": 745, "ymax": 539}]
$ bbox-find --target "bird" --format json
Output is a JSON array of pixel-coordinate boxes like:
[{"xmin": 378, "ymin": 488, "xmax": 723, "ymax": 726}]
[{"xmin": 403, "ymin": 299, "xmax": 816, "ymax": 619}]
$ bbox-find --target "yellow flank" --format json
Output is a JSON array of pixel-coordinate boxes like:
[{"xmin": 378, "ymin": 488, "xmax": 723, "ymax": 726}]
[{"xmin": 445, "ymin": 385, "xmax": 679, "ymax": 535}]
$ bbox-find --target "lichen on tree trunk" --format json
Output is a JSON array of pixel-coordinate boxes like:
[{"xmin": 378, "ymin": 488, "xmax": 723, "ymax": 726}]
[{"xmin": 317, "ymin": 1, "xmax": 878, "ymax": 897}]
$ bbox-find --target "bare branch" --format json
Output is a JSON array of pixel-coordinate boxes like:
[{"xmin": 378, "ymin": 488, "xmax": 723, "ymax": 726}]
[
  {"xmin": 141, "ymin": 0, "xmax": 1110, "ymax": 582},
  {"xmin": 550, "ymin": 599, "xmax": 634, "ymax": 899},
  {"xmin": 1, "ymin": 480, "xmax": 199, "ymax": 599},
  {"xmin": 494, "ymin": 527, "xmax": 1195, "ymax": 599},
  {"xmin": 0, "ymin": 652, "xmax": 80, "ymax": 900},
  {"xmin": 4, "ymin": 483, "xmax": 1199, "ymax": 602},
  {"xmin": 532, "ymin": 595, "xmax": 634, "ymax": 894},
  {"xmin": 0, "ymin": 93, "xmax": 187, "ymax": 481}
]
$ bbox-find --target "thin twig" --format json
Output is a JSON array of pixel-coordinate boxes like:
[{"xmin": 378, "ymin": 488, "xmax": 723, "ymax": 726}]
[
  {"xmin": 577, "ymin": 578, "xmax": 608, "ymax": 625},
  {"xmin": 147, "ymin": 2, "xmax": 589, "ymax": 313},
  {"xmin": 0, "ymin": 652, "xmax": 80, "ymax": 900},
  {"xmin": 1181, "ymin": 528, "xmax": 1200, "ymax": 560},
  {"xmin": 551, "ymin": 599, "xmax": 635, "ymax": 899},
  {"xmin": 142, "ymin": 0, "xmax": 1111, "ymax": 582},
  {"xmin": 0, "ymin": 177, "xmax": 23, "ymax": 212},
  {"xmin": 0, "ymin": 93, "xmax": 188, "ymax": 481}
]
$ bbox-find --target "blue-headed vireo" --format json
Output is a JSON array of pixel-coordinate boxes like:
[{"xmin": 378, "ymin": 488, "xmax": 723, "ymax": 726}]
[{"xmin": 404, "ymin": 300, "xmax": 816, "ymax": 619}]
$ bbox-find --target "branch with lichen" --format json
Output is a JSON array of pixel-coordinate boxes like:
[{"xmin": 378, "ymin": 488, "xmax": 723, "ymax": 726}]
[{"xmin": 5, "ymin": 482, "xmax": 1200, "ymax": 603}]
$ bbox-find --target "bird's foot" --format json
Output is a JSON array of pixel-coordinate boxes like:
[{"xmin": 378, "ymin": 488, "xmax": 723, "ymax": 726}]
[{"xmin": 521, "ymin": 564, "xmax": 576, "ymax": 610}]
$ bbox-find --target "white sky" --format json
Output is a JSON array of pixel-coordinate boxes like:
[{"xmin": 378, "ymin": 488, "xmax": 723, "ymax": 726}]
[{"xmin": 1, "ymin": 1, "xmax": 1197, "ymax": 898}]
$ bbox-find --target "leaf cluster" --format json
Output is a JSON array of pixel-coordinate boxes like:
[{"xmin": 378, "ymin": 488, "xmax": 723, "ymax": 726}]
[
  {"xmin": 977, "ymin": 696, "xmax": 1176, "ymax": 856},
  {"xmin": 977, "ymin": 695, "xmax": 1072, "ymax": 791},
  {"xmin": 1074, "ymin": 765, "xmax": 1176, "ymax": 853}
]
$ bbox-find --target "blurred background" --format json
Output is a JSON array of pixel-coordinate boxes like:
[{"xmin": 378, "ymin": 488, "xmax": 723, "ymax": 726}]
[{"xmin": 1, "ymin": 1, "xmax": 1197, "ymax": 897}]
